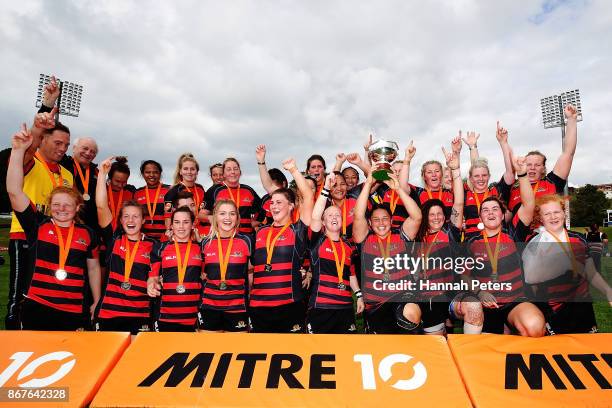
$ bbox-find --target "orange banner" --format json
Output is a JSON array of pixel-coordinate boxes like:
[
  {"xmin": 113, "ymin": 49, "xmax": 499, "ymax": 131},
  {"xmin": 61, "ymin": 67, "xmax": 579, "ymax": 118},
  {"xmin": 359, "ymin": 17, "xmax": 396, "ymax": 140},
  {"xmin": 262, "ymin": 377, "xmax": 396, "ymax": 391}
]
[
  {"xmin": 448, "ymin": 333, "xmax": 612, "ymax": 407},
  {"xmin": 91, "ymin": 333, "xmax": 471, "ymax": 407},
  {"xmin": 0, "ymin": 331, "xmax": 130, "ymax": 407}
]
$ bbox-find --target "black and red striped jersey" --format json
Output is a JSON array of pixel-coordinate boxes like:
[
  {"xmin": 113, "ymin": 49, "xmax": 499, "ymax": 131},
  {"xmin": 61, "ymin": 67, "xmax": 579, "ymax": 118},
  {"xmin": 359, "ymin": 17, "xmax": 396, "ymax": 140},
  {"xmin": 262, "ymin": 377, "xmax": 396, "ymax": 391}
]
[
  {"xmin": 359, "ymin": 228, "xmax": 414, "ymax": 311},
  {"xmin": 16, "ymin": 203, "xmax": 98, "ymax": 314},
  {"xmin": 463, "ymin": 178, "xmax": 511, "ymax": 235},
  {"xmin": 416, "ymin": 223, "xmax": 462, "ymax": 298},
  {"xmin": 134, "ymin": 184, "xmax": 171, "ymax": 239},
  {"xmin": 409, "ymin": 184, "xmax": 454, "ymax": 218},
  {"xmin": 369, "ymin": 185, "xmax": 408, "ymax": 229},
  {"xmin": 59, "ymin": 156, "xmax": 99, "ymax": 229},
  {"xmin": 251, "ymin": 221, "xmax": 308, "ymax": 307},
  {"xmin": 107, "ymin": 185, "xmax": 136, "ymax": 232},
  {"xmin": 204, "ymin": 183, "xmax": 261, "ymax": 235},
  {"xmin": 325, "ymin": 197, "xmax": 357, "ymax": 241},
  {"xmin": 151, "ymin": 241, "xmax": 203, "ymax": 326},
  {"xmin": 97, "ymin": 225, "xmax": 160, "ymax": 319},
  {"xmin": 465, "ymin": 217, "xmax": 530, "ymax": 304},
  {"xmin": 502, "ymin": 171, "xmax": 566, "ymax": 214},
  {"xmin": 308, "ymin": 230, "xmax": 355, "ymax": 309},
  {"xmin": 201, "ymin": 233, "xmax": 252, "ymax": 313},
  {"xmin": 164, "ymin": 182, "xmax": 206, "ymax": 215}
]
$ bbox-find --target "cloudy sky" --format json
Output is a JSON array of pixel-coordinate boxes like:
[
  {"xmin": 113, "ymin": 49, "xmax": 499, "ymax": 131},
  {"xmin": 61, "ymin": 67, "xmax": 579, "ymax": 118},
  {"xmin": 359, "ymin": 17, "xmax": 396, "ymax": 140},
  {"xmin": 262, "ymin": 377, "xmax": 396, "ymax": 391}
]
[{"xmin": 1, "ymin": 0, "xmax": 610, "ymax": 193}]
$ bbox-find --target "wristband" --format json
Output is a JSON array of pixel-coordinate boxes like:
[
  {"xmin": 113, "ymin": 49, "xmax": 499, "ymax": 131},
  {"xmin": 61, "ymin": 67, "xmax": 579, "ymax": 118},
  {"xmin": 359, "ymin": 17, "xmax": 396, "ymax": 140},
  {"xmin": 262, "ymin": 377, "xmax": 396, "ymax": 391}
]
[
  {"xmin": 354, "ymin": 290, "xmax": 363, "ymax": 299},
  {"xmin": 469, "ymin": 145, "xmax": 477, "ymax": 150},
  {"xmin": 320, "ymin": 188, "xmax": 330, "ymax": 198},
  {"xmin": 517, "ymin": 172, "xmax": 527, "ymax": 178},
  {"xmin": 257, "ymin": 161, "xmax": 266, "ymax": 165}
]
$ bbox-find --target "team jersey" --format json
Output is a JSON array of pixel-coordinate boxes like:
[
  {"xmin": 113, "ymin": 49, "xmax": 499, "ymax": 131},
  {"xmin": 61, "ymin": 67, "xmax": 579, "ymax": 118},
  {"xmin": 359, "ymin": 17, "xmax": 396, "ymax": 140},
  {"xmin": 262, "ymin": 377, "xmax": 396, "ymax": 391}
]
[
  {"xmin": 359, "ymin": 228, "xmax": 414, "ymax": 311},
  {"xmin": 416, "ymin": 223, "xmax": 462, "ymax": 298},
  {"xmin": 251, "ymin": 221, "xmax": 309, "ymax": 307},
  {"xmin": 503, "ymin": 171, "xmax": 566, "ymax": 214},
  {"xmin": 325, "ymin": 197, "xmax": 357, "ymax": 241},
  {"xmin": 164, "ymin": 182, "xmax": 208, "ymax": 234},
  {"xmin": 16, "ymin": 203, "xmax": 98, "ymax": 314},
  {"xmin": 151, "ymin": 240, "xmax": 203, "ymax": 325},
  {"xmin": 60, "ymin": 156, "xmax": 99, "ymax": 230},
  {"xmin": 369, "ymin": 185, "xmax": 408, "ymax": 229},
  {"xmin": 308, "ymin": 230, "xmax": 355, "ymax": 309},
  {"xmin": 201, "ymin": 233, "xmax": 252, "ymax": 313},
  {"xmin": 96, "ymin": 224, "xmax": 160, "ymax": 319},
  {"xmin": 409, "ymin": 184, "xmax": 454, "ymax": 218},
  {"xmin": 205, "ymin": 183, "xmax": 261, "ymax": 235},
  {"xmin": 465, "ymin": 216, "xmax": 530, "ymax": 304},
  {"xmin": 463, "ymin": 178, "xmax": 511, "ymax": 234},
  {"xmin": 257, "ymin": 193, "xmax": 273, "ymax": 225},
  {"xmin": 107, "ymin": 184, "xmax": 136, "ymax": 231},
  {"xmin": 134, "ymin": 184, "xmax": 171, "ymax": 239},
  {"xmin": 10, "ymin": 155, "xmax": 74, "ymax": 238}
]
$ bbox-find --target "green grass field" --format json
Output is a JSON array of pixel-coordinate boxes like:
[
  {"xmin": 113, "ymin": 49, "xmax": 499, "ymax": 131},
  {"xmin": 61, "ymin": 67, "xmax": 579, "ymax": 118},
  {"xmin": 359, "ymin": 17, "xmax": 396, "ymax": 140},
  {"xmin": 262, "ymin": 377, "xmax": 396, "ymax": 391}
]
[{"xmin": 0, "ymin": 225, "xmax": 609, "ymax": 332}]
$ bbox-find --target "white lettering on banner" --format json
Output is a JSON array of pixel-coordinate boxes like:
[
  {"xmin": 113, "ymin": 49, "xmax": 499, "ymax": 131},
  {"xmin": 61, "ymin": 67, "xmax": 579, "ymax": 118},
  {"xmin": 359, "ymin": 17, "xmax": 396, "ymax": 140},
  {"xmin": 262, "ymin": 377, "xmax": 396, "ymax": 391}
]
[
  {"xmin": 353, "ymin": 354, "xmax": 427, "ymax": 390},
  {"xmin": 0, "ymin": 351, "xmax": 76, "ymax": 388}
]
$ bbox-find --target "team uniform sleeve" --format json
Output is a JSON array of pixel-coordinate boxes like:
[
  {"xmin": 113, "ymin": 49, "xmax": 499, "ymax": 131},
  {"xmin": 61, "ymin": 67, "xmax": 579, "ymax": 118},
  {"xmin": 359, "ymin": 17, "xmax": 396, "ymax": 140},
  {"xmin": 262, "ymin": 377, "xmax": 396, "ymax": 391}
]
[
  {"xmin": 250, "ymin": 186, "xmax": 262, "ymax": 218},
  {"xmin": 86, "ymin": 226, "xmax": 99, "ymax": 259},
  {"xmin": 203, "ymin": 184, "xmax": 217, "ymax": 211},
  {"xmin": 495, "ymin": 175, "xmax": 512, "ymax": 204},
  {"xmin": 509, "ymin": 214, "xmax": 530, "ymax": 242},
  {"xmin": 14, "ymin": 203, "xmax": 43, "ymax": 245},
  {"xmin": 546, "ymin": 171, "xmax": 567, "ymax": 194},
  {"xmin": 163, "ymin": 185, "xmax": 178, "ymax": 218},
  {"xmin": 149, "ymin": 240, "xmax": 162, "ymax": 278}
]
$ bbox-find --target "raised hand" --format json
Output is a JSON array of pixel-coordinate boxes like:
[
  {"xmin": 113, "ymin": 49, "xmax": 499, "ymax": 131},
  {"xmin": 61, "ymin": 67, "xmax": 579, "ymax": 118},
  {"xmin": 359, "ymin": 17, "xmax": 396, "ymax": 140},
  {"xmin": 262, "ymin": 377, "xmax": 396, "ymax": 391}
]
[
  {"xmin": 496, "ymin": 121, "xmax": 508, "ymax": 144},
  {"xmin": 255, "ymin": 144, "xmax": 266, "ymax": 162},
  {"xmin": 324, "ymin": 173, "xmax": 336, "ymax": 190},
  {"xmin": 346, "ymin": 153, "xmax": 363, "ymax": 165},
  {"xmin": 511, "ymin": 151, "xmax": 527, "ymax": 174},
  {"xmin": 363, "ymin": 133, "xmax": 373, "ymax": 151},
  {"xmin": 442, "ymin": 146, "xmax": 459, "ymax": 170},
  {"xmin": 462, "ymin": 130, "xmax": 480, "ymax": 148},
  {"xmin": 383, "ymin": 172, "xmax": 400, "ymax": 191},
  {"xmin": 99, "ymin": 156, "xmax": 115, "ymax": 175},
  {"xmin": 33, "ymin": 106, "xmax": 59, "ymax": 130},
  {"xmin": 11, "ymin": 123, "xmax": 34, "ymax": 151},
  {"xmin": 451, "ymin": 134, "xmax": 462, "ymax": 154},
  {"xmin": 405, "ymin": 140, "xmax": 416, "ymax": 162},
  {"xmin": 336, "ymin": 152, "xmax": 346, "ymax": 163},
  {"xmin": 42, "ymin": 76, "xmax": 60, "ymax": 107},
  {"xmin": 564, "ymin": 104, "xmax": 578, "ymax": 120},
  {"xmin": 282, "ymin": 157, "xmax": 297, "ymax": 172}
]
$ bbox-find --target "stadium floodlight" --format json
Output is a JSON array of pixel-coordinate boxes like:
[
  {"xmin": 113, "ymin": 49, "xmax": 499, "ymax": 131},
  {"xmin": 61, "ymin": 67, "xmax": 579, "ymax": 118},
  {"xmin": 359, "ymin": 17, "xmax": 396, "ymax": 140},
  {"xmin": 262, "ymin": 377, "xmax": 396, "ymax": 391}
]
[
  {"xmin": 35, "ymin": 74, "xmax": 84, "ymax": 121},
  {"xmin": 540, "ymin": 89, "xmax": 583, "ymax": 228}
]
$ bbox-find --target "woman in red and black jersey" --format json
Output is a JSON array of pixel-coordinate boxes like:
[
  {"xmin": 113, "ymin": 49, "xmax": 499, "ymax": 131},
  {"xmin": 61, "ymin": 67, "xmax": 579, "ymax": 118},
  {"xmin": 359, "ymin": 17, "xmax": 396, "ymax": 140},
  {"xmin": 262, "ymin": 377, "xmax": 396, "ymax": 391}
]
[
  {"xmin": 198, "ymin": 200, "xmax": 252, "ymax": 332},
  {"xmin": 95, "ymin": 157, "xmax": 160, "ymax": 335},
  {"xmin": 147, "ymin": 207, "xmax": 203, "ymax": 332},
  {"xmin": 465, "ymin": 153, "xmax": 545, "ymax": 337},
  {"xmin": 250, "ymin": 158, "xmax": 314, "ymax": 333},
  {"xmin": 307, "ymin": 173, "xmax": 364, "ymax": 334},
  {"xmin": 106, "ymin": 157, "xmax": 136, "ymax": 231},
  {"xmin": 7, "ymin": 125, "xmax": 101, "ymax": 330},
  {"xmin": 204, "ymin": 157, "xmax": 262, "ymax": 236},
  {"xmin": 209, "ymin": 163, "xmax": 224, "ymax": 187},
  {"xmin": 524, "ymin": 194, "xmax": 612, "ymax": 334},
  {"xmin": 400, "ymin": 148, "xmax": 483, "ymax": 335},
  {"xmin": 134, "ymin": 160, "xmax": 170, "ymax": 240},
  {"xmin": 165, "ymin": 153, "xmax": 208, "ymax": 236},
  {"xmin": 306, "ymin": 154, "xmax": 327, "ymax": 200},
  {"xmin": 353, "ymin": 166, "xmax": 422, "ymax": 334}
]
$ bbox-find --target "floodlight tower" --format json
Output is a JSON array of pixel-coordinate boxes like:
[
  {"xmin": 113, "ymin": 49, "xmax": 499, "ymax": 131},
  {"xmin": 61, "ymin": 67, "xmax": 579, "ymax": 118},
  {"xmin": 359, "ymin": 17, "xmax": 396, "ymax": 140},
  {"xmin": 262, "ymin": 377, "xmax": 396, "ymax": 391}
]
[
  {"xmin": 35, "ymin": 74, "xmax": 84, "ymax": 124},
  {"xmin": 540, "ymin": 89, "xmax": 583, "ymax": 229}
]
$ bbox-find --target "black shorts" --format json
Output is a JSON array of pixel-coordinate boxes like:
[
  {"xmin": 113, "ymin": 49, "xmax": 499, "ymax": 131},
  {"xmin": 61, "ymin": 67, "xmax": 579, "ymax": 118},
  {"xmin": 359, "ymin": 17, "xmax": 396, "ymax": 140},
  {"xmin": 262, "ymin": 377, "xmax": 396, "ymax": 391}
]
[
  {"xmin": 155, "ymin": 320, "xmax": 196, "ymax": 332},
  {"xmin": 197, "ymin": 308, "xmax": 249, "ymax": 332},
  {"xmin": 541, "ymin": 302, "xmax": 598, "ymax": 334},
  {"xmin": 417, "ymin": 298, "xmax": 451, "ymax": 332},
  {"xmin": 307, "ymin": 308, "xmax": 357, "ymax": 334},
  {"xmin": 482, "ymin": 302, "xmax": 521, "ymax": 334},
  {"xmin": 95, "ymin": 317, "xmax": 151, "ymax": 335},
  {"xmin": 249, "ymin": 302, "xmax": 305, "ymax": 333},
  {"xmin": 20, "ymin": 299, "xmax": 86, "ymax": 331},
  {"xmin": 365, "ymin": 303, "xmax": 401, "ymax": 334}
]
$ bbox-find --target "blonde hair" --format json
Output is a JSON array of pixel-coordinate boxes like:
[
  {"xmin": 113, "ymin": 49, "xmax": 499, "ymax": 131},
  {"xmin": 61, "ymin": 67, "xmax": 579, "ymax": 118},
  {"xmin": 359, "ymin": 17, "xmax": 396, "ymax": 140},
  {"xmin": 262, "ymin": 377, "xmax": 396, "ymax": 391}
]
[
  {"xmin": 206, "ymin": 199, "xmax": 239, "ymax": 240},
  {"xmin": 174, "ymin": 153, "xmax": 200, "ymax": 184},
  {"xmin": 467, "ymin": 157, "xmax": 491, "ymax": 190},
  {"xmin": 222, "ymin": 157, "xmax": 241, "ymax": 173},
  {"xmin": 420, "ymin": 160, "xmax": 443, "ymax": 186}
]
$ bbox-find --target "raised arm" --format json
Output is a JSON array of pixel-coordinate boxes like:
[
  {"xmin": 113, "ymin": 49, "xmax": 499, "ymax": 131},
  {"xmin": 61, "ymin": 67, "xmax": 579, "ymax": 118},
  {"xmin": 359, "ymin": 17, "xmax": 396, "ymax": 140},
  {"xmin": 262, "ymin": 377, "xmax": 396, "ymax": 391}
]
[
  {"xmin": 514, "ymin": 152, "xmax": 534, "ymax": 226},
  {"xmin": 461, "ymin": 130, "xmax": 480, "ymax": 164},
  {"xmin": 96, "ymin": 157, "xmax": 114, "ymax": 228},
  {"xmin": 346, "ymin": 153, "xmax": 371, "ymax": 176},
  {"xmin": 399, "ymin": 141, "xmax": 416, "ymax": 194},
  {"xmin": 352, "ymin": 171, "xmax": 375, "ymax": 244},
  {"xmin": 332, "ymin": 153, "xmax": 346, "ymax": 172},
  {"xmin": 387, "ymin": 173, "xmax": 422, "ymax": 240},
  {"xmin": 255, "ymin": 144, "xmax": 275, "ymax": 193},
  {"xmin": 363, "ymin": 134, "xmax": 373, "ymax": 165},
  {"xmin": 310, "ymin": 174, "xmax": 334, "ymax": 233},
  {"xmin": 282, "ymin": 158, "xmax": 313, "ymax": 226},
  {"xmin": 496, "ymin": 121, "xmax": 515, "ymax": 185},
  {"xmin": 444, "ymin": 147, "xmax": 464, "ymax": 229},
  {"xmin": 7, "ymin": 124, "xmax": 34, "ymax": 212},
  {"xmin": 552, "ymin": 104, "xmax": 578, "ymax": 180}
]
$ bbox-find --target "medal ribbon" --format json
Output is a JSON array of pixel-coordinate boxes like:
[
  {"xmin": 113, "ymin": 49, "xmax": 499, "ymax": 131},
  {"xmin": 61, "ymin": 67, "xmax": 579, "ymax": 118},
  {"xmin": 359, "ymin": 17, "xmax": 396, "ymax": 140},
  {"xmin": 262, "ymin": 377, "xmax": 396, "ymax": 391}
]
[
  {"xmin": 35, "ymin": 152, "xmax": 63, "ymax": 187},
  {"xmin": 122, "ymin": 236, "xmax": 140, "ymax": 284},
  {"xmin": 108, "ymin": 185, "xmax": 124, "ymax": 230},
  {"xmin": 426, "ymin": 188, "xmax": 442, "ymax": 200},
  {"xmin": 183, "ymin": 183, "xmax": 201, "ymax": 211},
  {"xmin": 52, "ymin": 221, "xmax": 74, "ymax": 274},
  {"xmin": 224, "ymin": 184, "xmax": 241, "ymax": 211},
  {"xmin": 216, "ymin": 235, "xmax": 234, "ymax": 283},
  {"xmin": 145, "ymin": 184, "xmax": 162, "ymax": 221},
  {"xmin": 72, "ymin": 159, "xmax": 90, "ymax": 196},
  {"xmin": 315, "ymin": 182, "xmax": 324, "ymax": 201},
  {"xmin": 531, "ymin": 180, "xmax": 540, "ymax": 194},
  {"xmin": 482, "ymin": 231, "xmax": 502, "ymax": 279},
  {"xmin": 376, "ymin": 235, "xmax": 391, "ymax": 276},
  {"xmin": 329, "ymin": 238, "xmax": 346, "ymax": 285},
  {"xmin": 389, "ymin": 190, "xmax": 400, "ymax": 215},
  {"xmin": 548, "ymin": 229, "xmax": 579, "ymax": 278},
  {"xmin": 174, "ymin": 240, "xmax": 192, "ymax": 288},
  {"xmin": 473, "ymin": 189, "xmax": 489, "ymax": 212},
  {"xmin": 266, "ymin": 223, "xmax": 291, "ymax": 265},
  {"xmin": 342, "ymin": 199, "xmax": 347, "ymax": 236},
  {"xmin": 423, "ymin": 230, "xmax": 441, "ymax": 275}
]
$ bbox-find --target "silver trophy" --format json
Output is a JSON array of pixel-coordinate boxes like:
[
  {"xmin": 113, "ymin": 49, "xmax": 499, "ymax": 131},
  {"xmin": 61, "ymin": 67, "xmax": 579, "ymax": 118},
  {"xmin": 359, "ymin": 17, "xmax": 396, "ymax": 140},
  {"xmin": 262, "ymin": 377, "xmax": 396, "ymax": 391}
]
[{"xmin": 368, "ymin": 139, "xmax": 399, "ymax": 181}]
